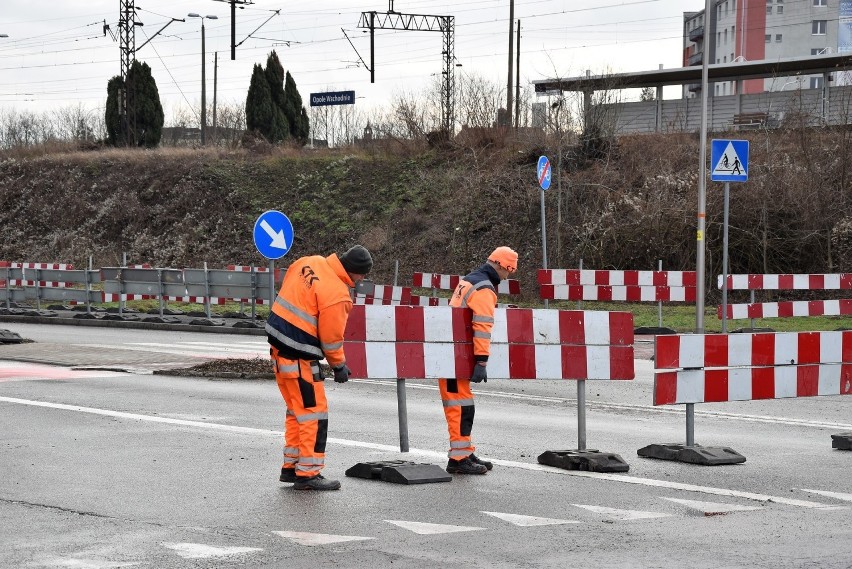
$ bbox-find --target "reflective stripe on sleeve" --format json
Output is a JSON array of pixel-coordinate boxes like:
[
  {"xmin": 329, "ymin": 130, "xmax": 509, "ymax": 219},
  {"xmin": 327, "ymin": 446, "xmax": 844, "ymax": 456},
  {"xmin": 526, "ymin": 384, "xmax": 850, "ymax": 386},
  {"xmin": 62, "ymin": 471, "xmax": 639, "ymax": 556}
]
[
  {"xmin": 472, "ymin": 314, "xmax": 494, "ymax": 323},
  {"xmin": 473, "ymin": 331, "xmax": 491, "ymax": 339},
  {"xmin": 321, "ymin": 340, "xmax": 344, "ymax": 352}
]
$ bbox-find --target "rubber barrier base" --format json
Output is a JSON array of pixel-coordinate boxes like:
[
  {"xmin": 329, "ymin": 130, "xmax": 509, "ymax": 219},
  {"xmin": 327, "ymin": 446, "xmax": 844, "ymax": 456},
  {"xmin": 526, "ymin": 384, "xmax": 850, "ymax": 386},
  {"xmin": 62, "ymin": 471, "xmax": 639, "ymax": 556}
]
[
  {"xmin": 0, "ymin": 329, "xmax": 24, "ymax": 344},
  {"xmin": 831, "ymin": 433, "xmax": 852, "ymax": 450},
  {"xmin": 345, "ymin": 460, "xmax": 452, "ymax": 484},
  {"xmin": 537, "ymin": 449, "xmax": 630, "ymax": 473},
  {"xmin": 637, "ymin": 443, "xmax": 746, "ymax": 465}
]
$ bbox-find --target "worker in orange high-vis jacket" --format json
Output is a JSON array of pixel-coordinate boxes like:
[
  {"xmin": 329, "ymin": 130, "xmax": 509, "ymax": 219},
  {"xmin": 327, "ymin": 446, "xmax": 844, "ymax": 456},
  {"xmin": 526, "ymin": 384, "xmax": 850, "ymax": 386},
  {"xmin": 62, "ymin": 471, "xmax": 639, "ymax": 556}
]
[
  {"xmin": 266, "ymin": 244, "xmax": 373, "ymax": 491},
  {"xmin": 441, "ymin": 246, "xmax": 518, "ymax": 475}
]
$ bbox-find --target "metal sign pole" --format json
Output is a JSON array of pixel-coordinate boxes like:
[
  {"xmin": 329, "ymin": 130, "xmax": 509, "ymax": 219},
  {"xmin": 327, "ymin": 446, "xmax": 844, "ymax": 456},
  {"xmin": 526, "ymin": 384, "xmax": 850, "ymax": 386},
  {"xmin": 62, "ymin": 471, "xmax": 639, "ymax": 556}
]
[
  {"xmin": 397, "ymin": 379, "xmax": 410, "ymax": 452},
  {"xmin": 722, "ymin": 182, "xmax": 730, "ymax": 333},
  {"xmin": 657, "ymin": 259, "xmax": 663, "ymax": 328},
  {"xmin": 269, "ymin": 260, "xmax": 275, "ymax": 308},
  {"xmin": 540, "ymin": 187, "xmax": 549, "ymax": 309},
  {"xmin": 577, "ymin": 379, "xmax": 587, "ymax": 451}
]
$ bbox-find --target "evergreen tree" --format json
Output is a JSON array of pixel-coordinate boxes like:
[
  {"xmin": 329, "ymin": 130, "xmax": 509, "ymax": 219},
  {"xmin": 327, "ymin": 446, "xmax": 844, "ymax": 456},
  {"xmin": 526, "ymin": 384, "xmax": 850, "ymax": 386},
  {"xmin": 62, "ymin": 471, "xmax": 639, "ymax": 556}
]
[
  {"xmin": 263, "ymin": 51, "xmax": 289, "ymax": 142},
  {"xmin": 246, "ymin": 63, "xmax": 274, "ymax": 139},
  {"xmin": 125, "ymin": 60, "xmax": 164, "ymax": 147},
  {"xmin": 105, "ymin": 75, "xmax": 124, "ymax": 146},
  {"xmin": 283, "ymin": 71, "xmax": 310, "ymax": 142},
  {"xmin": 105, "ymin": 61, "xmax": 163, "ymax": 147}
]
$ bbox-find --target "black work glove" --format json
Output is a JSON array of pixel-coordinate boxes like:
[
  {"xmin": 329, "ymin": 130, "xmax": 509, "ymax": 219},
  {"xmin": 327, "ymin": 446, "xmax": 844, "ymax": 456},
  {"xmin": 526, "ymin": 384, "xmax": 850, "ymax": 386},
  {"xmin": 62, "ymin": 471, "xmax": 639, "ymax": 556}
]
[
  {"xmin": 470, "ymin": 363, "xmax": 487, "ymax": 383},
  {"xmin": 333, "ymin": 364, "xmax": 351, "ymax": 383}
]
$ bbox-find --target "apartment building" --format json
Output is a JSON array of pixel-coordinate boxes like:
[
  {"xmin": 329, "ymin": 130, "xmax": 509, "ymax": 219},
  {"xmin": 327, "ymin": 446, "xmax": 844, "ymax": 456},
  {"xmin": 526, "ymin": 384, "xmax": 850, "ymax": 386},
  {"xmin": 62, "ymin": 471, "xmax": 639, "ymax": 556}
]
[{"xmin": 683, "ymin": 0, "xmax": 848, "ymax": 97}]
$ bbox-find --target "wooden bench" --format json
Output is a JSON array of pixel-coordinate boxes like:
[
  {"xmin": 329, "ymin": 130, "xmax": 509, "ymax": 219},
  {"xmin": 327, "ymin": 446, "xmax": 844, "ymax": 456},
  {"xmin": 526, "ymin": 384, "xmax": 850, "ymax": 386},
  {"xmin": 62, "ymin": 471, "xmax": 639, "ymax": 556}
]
[{"xmin": 732, "ymin": 112, "xmax": 769, "ymax": 129}]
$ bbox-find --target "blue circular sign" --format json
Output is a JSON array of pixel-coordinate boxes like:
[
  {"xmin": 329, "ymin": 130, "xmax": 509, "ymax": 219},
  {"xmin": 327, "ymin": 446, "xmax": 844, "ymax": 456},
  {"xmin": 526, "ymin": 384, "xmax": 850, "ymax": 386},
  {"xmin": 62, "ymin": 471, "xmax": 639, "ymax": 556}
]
[
  {"xmin": 537, "ymin": 155, "xmax": 552, "ymax": 190},
  {"xmin": 253, "ymin": 210, "xmax": 294, "ymax": 260}
]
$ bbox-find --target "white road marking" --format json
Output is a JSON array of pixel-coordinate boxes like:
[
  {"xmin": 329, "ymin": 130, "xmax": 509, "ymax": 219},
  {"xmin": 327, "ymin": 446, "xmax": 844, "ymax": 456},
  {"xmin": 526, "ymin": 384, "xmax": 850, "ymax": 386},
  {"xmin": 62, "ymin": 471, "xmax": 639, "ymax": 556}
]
[
  {"xmin": 161, "ymin": 542, "xmax": 262, "ymax": 559},
  {"xmin": 481, "ymin": 511, "xmax": 579, "ymax": 526},
  {"xmin": 80, "ymin": 343, "xmax": 263, "ymax": 359},
  {"xmin": 130, "ymin": 342, "xmax": 267, "ymax": 356},
  {"xmin": 799, "ymin": 489, "xmax": 852, "ymax": 503},
  {"xmin": 385, "ymin": 520, "xmax": 486, "ymax": 535},
  {"xmin": 272, "ymin": 531, "xmax": 373, "ymax": 546},
  {"xmin": 0, "ymin": 362, "xmax": 125, "ymax": 382},
  {"xmin": 572, "ymin": 504, "xmax": 672, "ymax": 521},
  {"xmin": 357, "ymin": 379, "xmax": 852, "ymax": 430},
  {"xmin": 0, "ymin": 396, "xmax": 837, "ymax": 510},
  {"xmin": 46, "ymin": 559, "xmax": 140, "ymax": 568},
  {"xmin": 660, "ymin": 497, "xmax": 762, "ymax": 516}
]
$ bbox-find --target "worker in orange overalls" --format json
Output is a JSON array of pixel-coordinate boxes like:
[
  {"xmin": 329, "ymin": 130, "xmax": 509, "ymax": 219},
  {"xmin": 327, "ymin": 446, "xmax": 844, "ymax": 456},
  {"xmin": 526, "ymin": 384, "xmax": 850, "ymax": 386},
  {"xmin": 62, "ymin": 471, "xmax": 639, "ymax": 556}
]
[
  {"xmin": 441, "ymin": 246, "xmax": 518, "ymax": 475},
  {"xmin": 266, "ymin": 245, "xmax": 373, "ymax": 491}
]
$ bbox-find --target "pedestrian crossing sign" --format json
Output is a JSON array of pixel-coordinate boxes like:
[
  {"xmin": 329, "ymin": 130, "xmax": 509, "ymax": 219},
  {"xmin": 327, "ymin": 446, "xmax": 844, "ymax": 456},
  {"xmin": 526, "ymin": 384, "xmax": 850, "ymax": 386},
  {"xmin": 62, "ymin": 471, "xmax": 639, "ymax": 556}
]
[{"xmin": 710, "ymin": 139, "xmax": 749, "ymax": 182}]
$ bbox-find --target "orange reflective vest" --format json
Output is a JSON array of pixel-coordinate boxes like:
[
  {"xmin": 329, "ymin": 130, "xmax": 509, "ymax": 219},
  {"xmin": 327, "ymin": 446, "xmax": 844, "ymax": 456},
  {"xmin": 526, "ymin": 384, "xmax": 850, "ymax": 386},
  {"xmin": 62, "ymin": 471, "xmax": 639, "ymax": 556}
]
[
  {"xmin": 449, "ymin": 264, "xmax": 499, "ymax": 363},
  {"xmin": 266, "ymin": 253, "xmax": 354, "ymax": 367}
]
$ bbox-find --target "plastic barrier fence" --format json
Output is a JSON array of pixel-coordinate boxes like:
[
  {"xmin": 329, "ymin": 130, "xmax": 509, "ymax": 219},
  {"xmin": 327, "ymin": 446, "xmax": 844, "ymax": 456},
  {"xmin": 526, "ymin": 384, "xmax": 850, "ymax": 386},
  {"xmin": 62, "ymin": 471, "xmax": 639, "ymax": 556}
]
[
  {"xmin": 539, "ymin": 269, "xmax": 696, "ymax": 302},
  {"xmin": 717, "ymin": 273, "xmax": 852, "ymax": 320},
  {"xmin": 413, "ymin": 272, "xmax": 521, "ymax": 296},
  {"xmin": 653, "ymin": 331, "xmax": 852, "ymax": 405},
  {"xmin": 343, "ymin": 305, "xmax": 634, "ymax": 380}
]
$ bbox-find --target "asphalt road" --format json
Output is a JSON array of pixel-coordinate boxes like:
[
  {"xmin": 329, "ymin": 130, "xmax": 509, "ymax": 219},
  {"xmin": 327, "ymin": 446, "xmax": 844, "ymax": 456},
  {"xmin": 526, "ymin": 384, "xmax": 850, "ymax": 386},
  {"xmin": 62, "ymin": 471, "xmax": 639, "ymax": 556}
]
[{"xmin": 1, "ymin": 322, "xmax": 852, "ymax": 568}]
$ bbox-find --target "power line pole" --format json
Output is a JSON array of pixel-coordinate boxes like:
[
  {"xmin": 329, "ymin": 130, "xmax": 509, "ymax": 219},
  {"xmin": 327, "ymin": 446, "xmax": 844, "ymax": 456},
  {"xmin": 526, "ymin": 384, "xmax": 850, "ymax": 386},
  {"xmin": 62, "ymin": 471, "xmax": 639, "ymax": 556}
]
[
  {"xmin": 118, "ymin": 0, "xmax": 138, "ymax": 145},
  {"xmin": 357, "ymin": 5, "xmax": 456, "ymax": 134},
  {"xmin": 506, "ymin": 0, "xmax": 514, "ymax": 127},
  {"xmin": 515, "ymin": 19, "xmax": 521, "ymax": 130},
  {"xmin": 213, "ymin": 0, "xmax": 254, "ymax": 60},
  {"xmin": 213, "ymin": 51, "xmax": 218, "ymax": 145}
]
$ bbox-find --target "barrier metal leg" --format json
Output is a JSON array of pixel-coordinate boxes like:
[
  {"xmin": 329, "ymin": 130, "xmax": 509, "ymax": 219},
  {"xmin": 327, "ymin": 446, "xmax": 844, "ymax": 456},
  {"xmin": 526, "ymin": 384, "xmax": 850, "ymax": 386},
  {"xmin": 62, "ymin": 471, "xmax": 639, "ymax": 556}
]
[
  {"xmin": 397, "ymin": 378, "xmax": 409, "ymax": 453},
  {"xmin": 536, "ymin": 378, "xmax": 628, "ymax": 473},
  {"xmin": 577, "ymin": 379, "xmax": 586, "ymax": 451}
]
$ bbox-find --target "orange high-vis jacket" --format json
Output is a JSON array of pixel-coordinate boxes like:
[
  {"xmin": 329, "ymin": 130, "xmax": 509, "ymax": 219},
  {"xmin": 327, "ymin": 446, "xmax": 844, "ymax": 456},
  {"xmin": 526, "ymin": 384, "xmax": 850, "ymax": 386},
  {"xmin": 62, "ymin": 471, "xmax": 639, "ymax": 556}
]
[
  {"xmin": 449, "ymin": 263, "xmax": 499, "ymax": 363},
  {"xmin": 266, "ymin": 253, "xmax": 354, "ymax": 368}
]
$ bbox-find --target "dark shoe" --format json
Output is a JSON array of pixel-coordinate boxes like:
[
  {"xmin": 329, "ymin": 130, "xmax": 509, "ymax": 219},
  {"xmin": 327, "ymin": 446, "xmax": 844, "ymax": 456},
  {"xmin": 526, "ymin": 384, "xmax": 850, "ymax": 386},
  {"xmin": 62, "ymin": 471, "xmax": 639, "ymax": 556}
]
[
  {"xmin": 446, "ymin": 457, "xmax": 487, "ymax": 475},
  {"xmin": 293, "ymin": 474, "xmax": 341, "ymax": 491},
  {"xmin": 469, "ymin": 453, "xmax": 493, "ymax": 471},
  {"xmin": 279, "ymin": 467, "xmax": 297, "ymax": 483}
]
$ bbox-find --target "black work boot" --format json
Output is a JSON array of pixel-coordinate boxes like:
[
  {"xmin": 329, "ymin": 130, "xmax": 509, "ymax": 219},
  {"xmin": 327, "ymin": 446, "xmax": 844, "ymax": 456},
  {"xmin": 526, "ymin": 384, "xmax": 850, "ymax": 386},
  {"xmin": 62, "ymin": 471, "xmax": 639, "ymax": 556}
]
[
  {"xmin": 293, "ymin": 474, "xmax": 342, "ymax": 491},
  {"xmin": 279, "ymin": 467, "xmax": 297, "ymax": 483},
  {"xmin": 446, "ymin": 456, "xmax": 487, "ymax": 475},
  {"xmin": 469, "ymin": 453, "xmax": 493, "ymax": 471}
]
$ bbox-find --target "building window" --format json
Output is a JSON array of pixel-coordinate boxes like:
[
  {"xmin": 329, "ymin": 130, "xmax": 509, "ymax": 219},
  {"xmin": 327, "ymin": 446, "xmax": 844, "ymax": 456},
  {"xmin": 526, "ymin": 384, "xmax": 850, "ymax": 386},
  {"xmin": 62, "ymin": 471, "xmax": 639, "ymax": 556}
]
[
  {"xmin": 767, "ymin": 6, "xmax": 772, "ymax": 15},
  {"xmin": 723, "ymin": 56, "xmax": 727, "ymax": 63},
  {"xmin": 765, "ymin": 34, "xmax": 772, "ymax": 43},
  {"xmin": 776, "ymin": 34, "xmax": 783, "ymax": 42},
  {"xmin": 814, "ymin": 0, "xmax": 827, "ymax": 5},
  {"xmin": 811, "ymin": 77, "xmax": 824, "ymax": 89},
  {"xmin": 812, "ymin": 47, "xmax": 827, "ymax": 55},
  {"xmin": 813, "ymin": 20, "xmax": 827, "ymax": 35},
  {"xmin": 777, "ymin": 5, "xmax": 784, "ymax": 13}
]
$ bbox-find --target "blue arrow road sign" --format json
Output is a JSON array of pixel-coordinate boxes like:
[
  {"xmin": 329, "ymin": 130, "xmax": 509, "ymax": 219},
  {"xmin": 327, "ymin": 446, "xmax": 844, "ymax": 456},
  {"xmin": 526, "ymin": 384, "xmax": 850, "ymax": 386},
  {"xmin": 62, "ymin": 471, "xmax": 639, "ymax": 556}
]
[
  {"xmin": 711, "ymin": 139, "xmax": 749, "ymax": 182},
  {"xmin": 253, "ymin": 210, "xmax": 294, "ymax": 260},
  {"xmin": 537, "ymin": 156, "xmax": 552, "ymax": 190}
]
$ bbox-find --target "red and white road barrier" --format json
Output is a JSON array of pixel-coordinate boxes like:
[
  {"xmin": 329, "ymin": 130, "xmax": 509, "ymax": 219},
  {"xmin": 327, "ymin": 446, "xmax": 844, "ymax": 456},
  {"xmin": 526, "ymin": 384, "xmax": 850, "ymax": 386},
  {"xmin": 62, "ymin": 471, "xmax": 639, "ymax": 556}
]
[
  {"xmin": 0, "ymin": 262, "xmax": 74, "ymax": 288},
  {"xmin": 718, "ymin": 299, "xmax": 852, "ymax": 320},
  {"xmin": 354, "ymin": 285, "xmax": 413, "ymax": 305},
  {"xmin": 413, "ymin": 272, "xmax": 521, "ymax": 295},
  {"xmin": 717, "ymin": 273, "xmax": 852, "ymax": 320},
  {"xmin": 718, "ymin": 273, "xmax": 852, "ymax": 290},
  {"xmin": 539, "ymin": 269, "xmax": 696, "ymax": 302},
  {"xmin": 343, "ymin": 305, "xmax": 634, "ymax": 380},
  {"xmin": 653, "ymin": 331, "xmax": 852, "ymax": 405}
]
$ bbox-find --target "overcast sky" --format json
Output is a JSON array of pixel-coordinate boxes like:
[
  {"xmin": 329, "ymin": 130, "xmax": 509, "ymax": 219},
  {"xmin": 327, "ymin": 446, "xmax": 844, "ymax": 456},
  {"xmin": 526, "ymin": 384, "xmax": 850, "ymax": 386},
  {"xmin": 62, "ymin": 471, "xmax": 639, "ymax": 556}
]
[{"xmin": 0, "ymin": 0, "xmax": 701, "ymax": 120}]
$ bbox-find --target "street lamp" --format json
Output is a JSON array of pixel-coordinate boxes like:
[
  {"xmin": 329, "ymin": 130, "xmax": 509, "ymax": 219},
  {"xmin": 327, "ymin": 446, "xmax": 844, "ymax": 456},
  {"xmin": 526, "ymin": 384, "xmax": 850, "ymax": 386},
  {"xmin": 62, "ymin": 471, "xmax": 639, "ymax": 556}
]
[{"xmin": 188, "ymin": 13, "xmax": 218, "ymax": 145}]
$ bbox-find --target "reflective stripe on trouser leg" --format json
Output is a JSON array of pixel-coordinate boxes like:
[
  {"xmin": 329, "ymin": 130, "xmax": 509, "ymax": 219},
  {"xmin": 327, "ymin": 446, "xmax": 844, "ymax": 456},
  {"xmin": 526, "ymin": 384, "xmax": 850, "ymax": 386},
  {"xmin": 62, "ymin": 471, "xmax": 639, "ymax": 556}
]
[
  {"xmin": 439, "ymin": 377, "xmax": 476, "ymax": 459},
  {"xmin": 274, "ymin": 352, "xmax": 327, "ymax": 477}
]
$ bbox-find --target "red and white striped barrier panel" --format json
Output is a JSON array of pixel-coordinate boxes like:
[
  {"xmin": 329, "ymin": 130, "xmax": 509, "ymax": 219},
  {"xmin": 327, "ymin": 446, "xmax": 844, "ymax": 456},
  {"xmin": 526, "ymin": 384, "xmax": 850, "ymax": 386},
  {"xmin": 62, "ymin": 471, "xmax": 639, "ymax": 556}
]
[
  {"xmin": 718, "ymin": 299, "xmax": 852, "ymax": 320},
  {"xmin": 413, "ymin": 272, "xmax": 521, "ymax": 295},
  {"xmin": 539, "ymin": 269, "xmax": 696, "ymax": 302},
  {"xmin": 718, "ymin": 273, "xmax": 852, "ymax": 290},
  {"xmin": 354, "ymin": 285, "xmax": 414, "ymax": 305},
  {"xmin": 0, "ymin": 262, "xmax": 74, "ymax": 288},
  {"xmin": 653, "ymin": 331, "xmax": 852, "ymax": 405},
  {"xmin": 343, "ymin": 305, "xmax": 634, "ymax": 380}
]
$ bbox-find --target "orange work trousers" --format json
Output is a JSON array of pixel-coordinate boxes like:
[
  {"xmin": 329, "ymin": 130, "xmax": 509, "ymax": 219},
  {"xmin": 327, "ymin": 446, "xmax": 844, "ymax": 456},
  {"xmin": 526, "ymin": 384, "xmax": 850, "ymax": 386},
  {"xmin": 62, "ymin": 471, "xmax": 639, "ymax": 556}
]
[
  {"xmin": 438, "ymin": 377, "xmax": 476, "ymax": 460},
  {"xmin": 271, "ymin": 348, "xmax": 328, "ymax": 479}
]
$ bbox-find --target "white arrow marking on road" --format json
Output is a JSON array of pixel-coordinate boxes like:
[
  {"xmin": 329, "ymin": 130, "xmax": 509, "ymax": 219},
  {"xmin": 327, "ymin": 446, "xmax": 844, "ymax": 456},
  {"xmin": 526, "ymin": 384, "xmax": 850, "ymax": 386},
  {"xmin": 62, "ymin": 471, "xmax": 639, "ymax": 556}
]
[
  {"xmin": 161, "ymin": 543, "xmax": 262, "ymax": 559},
  {"xmin": 260, "ymin": 219, "xmax": 288, "ymax": 249},
  {"xmin": 660, "ymin": 497, "xmax": 762, "ymax": 516},
  {"xmin": 385, "ymin": 520, "xmax": 486, "ymax": 535},
  {"xmin": 481, "ymin": 511, "xmax": 580, "ymax": 527},
  {"xmin": 572, "ymin": 504, "xmax": 672, "ymax": 521},
  {"xmin": 272, "ymin": 531, "xmax": 373, "ymax": 546},
  {"xmin": 799, "ymin": 489, "xmax": 852, "ymax": 503}
]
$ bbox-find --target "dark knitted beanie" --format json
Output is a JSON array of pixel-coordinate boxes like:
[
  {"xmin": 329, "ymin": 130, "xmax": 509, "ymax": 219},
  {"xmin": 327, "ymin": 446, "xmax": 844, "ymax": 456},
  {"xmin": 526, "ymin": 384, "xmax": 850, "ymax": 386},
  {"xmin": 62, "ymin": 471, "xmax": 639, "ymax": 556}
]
[{"xmin": 340, "ymin": 245, "xmax": 373, "ymax": 275}]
